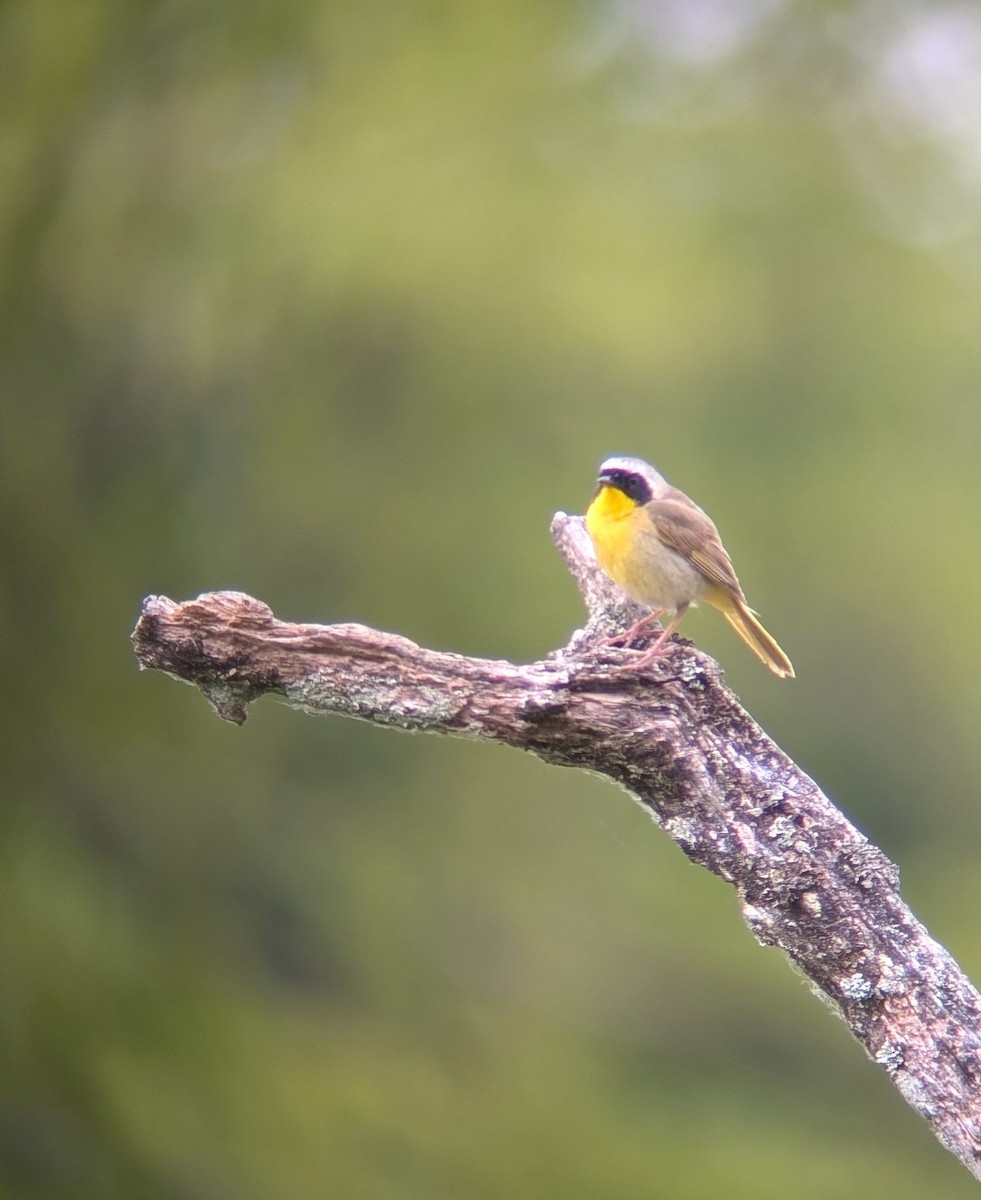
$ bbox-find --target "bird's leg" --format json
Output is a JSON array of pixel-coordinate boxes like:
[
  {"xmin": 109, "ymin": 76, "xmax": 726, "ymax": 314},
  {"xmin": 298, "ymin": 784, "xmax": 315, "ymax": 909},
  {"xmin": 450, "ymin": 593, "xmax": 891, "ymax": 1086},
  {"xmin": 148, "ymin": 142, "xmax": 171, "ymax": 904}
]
[
  {"xmin": 624, "ymin": 603, "xmax": 689, "ymax": 670},
  {"xmin": 605, "ymin": 609, "xmax": 664, "ymax": 649}
]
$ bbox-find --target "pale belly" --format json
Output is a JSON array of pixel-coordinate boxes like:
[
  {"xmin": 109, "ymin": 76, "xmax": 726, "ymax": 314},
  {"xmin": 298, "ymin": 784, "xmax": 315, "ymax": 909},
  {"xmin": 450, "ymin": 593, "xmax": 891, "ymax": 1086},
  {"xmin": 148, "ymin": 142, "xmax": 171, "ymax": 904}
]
[{"xmin": 588, "ymin": 514, "xmax": 705, "ymax": 612}]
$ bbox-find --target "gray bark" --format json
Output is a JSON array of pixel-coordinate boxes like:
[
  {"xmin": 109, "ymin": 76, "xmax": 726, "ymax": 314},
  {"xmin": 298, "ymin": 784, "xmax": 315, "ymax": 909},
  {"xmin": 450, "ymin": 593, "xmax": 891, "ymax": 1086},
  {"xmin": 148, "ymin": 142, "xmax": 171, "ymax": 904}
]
[{"xmin": 131, "ymin": 512, "xmax": 981, "ymax": 1180}]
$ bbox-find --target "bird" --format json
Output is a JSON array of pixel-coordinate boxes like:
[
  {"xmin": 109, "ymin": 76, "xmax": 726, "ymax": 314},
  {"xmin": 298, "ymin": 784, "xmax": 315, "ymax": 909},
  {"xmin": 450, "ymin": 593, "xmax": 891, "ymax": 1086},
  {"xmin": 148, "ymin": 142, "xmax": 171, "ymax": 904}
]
[{"xmin": 584, "ymin": 455, "xmax": 794, "ymax": 678}]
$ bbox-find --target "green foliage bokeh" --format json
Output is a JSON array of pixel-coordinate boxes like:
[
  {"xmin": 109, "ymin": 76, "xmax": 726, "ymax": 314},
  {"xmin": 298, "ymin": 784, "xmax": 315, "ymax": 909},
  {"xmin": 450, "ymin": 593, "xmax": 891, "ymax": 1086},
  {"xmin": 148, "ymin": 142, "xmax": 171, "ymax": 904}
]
[{"xmin": 4, "ymin": 1, "xmax": 981, "ymax": 1195}]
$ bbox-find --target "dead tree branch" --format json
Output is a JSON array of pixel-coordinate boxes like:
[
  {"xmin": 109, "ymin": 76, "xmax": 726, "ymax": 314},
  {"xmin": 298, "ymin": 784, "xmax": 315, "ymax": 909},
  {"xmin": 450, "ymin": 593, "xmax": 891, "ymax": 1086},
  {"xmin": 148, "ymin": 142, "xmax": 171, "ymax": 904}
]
[{"xmin": 131, "ymin": 513, "xmax": 981, "ymax": 1180}]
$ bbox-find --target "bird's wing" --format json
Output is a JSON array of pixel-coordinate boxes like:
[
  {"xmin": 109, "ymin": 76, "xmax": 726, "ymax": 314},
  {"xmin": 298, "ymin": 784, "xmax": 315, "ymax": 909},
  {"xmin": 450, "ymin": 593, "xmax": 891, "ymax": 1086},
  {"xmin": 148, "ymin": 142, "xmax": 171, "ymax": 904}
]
[{"xmin": 648, "ymin": 495, "xmax": 744, "ymax": 598}]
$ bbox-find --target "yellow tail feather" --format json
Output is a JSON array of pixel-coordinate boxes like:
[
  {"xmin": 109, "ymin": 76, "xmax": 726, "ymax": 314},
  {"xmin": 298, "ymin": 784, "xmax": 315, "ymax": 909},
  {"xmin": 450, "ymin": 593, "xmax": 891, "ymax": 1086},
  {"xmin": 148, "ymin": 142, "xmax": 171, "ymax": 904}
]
[{"xmin": 718, "ymin": 597, "xmax": 795, "ymax": 679}]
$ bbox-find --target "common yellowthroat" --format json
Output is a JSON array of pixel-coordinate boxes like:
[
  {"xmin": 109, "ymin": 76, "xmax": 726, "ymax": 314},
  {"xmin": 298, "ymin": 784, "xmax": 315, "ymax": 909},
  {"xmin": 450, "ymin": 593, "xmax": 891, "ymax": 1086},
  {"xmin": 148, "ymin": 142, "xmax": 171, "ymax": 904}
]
[{"xmin": 585, "ymin": 456, "xmax": 794, "ymax": 678}]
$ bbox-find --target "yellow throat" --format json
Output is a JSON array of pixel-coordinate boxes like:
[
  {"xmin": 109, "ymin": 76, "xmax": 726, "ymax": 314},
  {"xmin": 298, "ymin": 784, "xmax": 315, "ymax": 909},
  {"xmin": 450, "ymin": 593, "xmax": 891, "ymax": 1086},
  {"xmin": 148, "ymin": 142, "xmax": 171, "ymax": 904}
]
[{"xmin": 585, "ymin": 483, "xmax": 639, "ymax": 587}]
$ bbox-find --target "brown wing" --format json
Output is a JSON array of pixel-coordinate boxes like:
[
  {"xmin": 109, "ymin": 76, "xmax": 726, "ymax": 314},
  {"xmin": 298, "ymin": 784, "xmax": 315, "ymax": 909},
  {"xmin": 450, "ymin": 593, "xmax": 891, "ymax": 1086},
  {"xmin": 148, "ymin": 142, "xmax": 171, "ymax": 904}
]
[{"xmin": 647, "ymin": 493, "xmax": 745, "ymax": 599}]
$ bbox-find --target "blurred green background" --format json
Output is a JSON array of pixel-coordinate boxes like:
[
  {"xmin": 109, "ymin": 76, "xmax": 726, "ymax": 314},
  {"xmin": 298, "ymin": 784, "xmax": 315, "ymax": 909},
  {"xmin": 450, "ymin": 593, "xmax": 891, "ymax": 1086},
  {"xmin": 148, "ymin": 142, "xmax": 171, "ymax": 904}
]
[{"xmin": 4, "ymin": 0, "xmax": 981, "ymax": 1195}]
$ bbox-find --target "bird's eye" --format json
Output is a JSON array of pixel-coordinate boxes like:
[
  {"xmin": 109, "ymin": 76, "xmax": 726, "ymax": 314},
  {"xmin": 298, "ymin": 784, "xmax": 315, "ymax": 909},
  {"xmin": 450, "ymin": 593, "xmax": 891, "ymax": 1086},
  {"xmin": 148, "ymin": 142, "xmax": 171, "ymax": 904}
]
[{"xmin": 620, "ymin": 473, "xmax": 651, "ymax": 504}]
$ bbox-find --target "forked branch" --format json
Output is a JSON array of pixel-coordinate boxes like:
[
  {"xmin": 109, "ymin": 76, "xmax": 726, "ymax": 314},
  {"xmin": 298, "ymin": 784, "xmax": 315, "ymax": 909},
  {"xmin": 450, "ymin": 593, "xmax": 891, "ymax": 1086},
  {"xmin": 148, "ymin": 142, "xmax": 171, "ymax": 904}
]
[{"xmin": 131, "ymin": 513, "xmax": 981, "ymax": 1179}]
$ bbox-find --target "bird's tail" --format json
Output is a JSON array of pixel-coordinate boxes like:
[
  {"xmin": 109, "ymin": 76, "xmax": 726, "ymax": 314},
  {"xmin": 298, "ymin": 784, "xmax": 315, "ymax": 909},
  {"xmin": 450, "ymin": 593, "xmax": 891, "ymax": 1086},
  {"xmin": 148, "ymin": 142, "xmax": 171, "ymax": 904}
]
[{"xmin": 719, "ymin": 596, "xmax": 795, "ymax": 679}]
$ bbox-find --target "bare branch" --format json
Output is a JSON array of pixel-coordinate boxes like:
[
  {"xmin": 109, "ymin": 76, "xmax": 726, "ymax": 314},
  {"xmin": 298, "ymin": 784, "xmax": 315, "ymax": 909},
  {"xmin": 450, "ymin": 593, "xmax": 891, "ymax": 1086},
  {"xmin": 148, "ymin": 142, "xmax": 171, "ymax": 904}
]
[{"xmin": 131, "ymin": 513, "xmax": 981, "ymax": 1180}]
